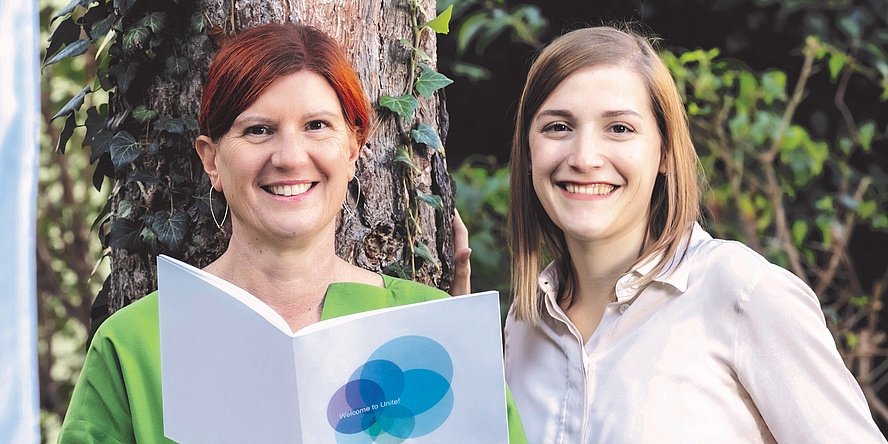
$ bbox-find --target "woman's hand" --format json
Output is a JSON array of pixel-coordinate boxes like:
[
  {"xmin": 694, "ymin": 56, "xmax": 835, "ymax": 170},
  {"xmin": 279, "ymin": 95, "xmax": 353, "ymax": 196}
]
[{"xmin": 450, "ymin": 209, "xmax": 472, "ymax": 296}]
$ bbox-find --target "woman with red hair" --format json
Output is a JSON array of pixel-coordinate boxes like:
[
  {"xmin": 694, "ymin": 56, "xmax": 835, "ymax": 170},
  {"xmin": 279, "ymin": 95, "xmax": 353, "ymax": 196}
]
[{"xmin": 59, "ymin": 23, "xmax": 525, "ymax": 443}]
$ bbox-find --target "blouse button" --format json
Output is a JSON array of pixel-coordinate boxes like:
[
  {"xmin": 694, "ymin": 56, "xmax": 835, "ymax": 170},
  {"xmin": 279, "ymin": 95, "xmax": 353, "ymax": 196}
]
[{"xmin": 619, "ymin": 303, "xmax": 630, "ymax": 314}]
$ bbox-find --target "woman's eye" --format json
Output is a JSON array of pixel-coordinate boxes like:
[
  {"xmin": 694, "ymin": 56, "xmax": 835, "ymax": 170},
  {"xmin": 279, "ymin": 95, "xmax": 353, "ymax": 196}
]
[
  {"xmin": 543, "ymin": 123, "xmax": 570, "ymax": 132},
  {"xmin": 244, "ymin": 125, "xmax": 270, "ymax": 136},
  {"xmin": 610, "ymin": 124, "xmax": 633, "ymax": 134},
  {"xmin": 307, "ymin": 120, "xmax": 328, "ymax": 131}
]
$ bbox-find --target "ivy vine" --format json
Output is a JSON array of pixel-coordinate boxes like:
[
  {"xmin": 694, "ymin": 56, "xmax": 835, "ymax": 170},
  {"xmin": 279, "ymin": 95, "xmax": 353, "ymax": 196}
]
[
  {"xmin": 379, "ymin": 2, "xmax": 454, "ymax": 279},
  {"xmin": 46, "ymin": 0, "xmax": 216, "ymax": 260}
]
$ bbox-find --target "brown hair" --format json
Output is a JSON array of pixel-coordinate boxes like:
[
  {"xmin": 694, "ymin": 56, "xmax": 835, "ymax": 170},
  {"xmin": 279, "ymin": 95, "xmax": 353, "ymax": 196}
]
[
  {"xmin": 198, "ymin": 22, "xmax": 370, "ymax": 146},
  {"xmin": 509, "ymin": 25, "xmax": 702, "ymax": 324}
]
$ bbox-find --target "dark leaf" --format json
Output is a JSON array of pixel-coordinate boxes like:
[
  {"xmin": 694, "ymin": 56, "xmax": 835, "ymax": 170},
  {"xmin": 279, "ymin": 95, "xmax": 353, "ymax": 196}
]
[
  {"xmin": 108, "ymin": 131, "xmax": 142, "ymax": 170},
  {"xmin": 45, "ymin": 38, "xmax": 90, "ymax": 66},
  {"xmin": 140, "ymin": 226, "xmax": 157, "ymax": 248},
  {"xmin": 394, "ymin": 146, "xmax": 420, "ymax": 171},
  {"xmin": 91, "ymin": 198, "xmax": 113, "ymax": 233},
  {"xmin": 151, "ymin": 211, "xmax": 189, "ymax": 250},
  {"xmin": 108, "ymin": 217, "xmax": 143, "ymax": 252},
  {"xmin": 51, "ymin": 85, "xmax": 91, "ymax": 121},
  {"xmin": 92, "ymin": 155, "xmax": 113, "ymax": 191},
  {"xmin": 416, "ymin": 190, "xmax": 444, "ymax": 213},
  {"xmin": 127, "ymin": 168, "xmax": 159, "ymax": 185},
  {"xmin": 154, "ymin": 117, "xmax": 185, "ymax": 134},
  {"xmin": 45, "ymin": 17, "xmax": 81, "ymax": 65},
  {"xmin": 56, "ymin": 114, "xmax": 78, "ymax": 154},
  {"xmin": 383, "ymin": 261, "xmax": 412, "ymax": 280},
  {"xmin": 412, "ymin": 241, "xmax": 439, "ymax": 269},
  {"xmin": 108, "ymin": 60, "xmax": 138, "ymax": 94},
  {"xmin": 89, "ymin": 128, "xmax": 114, "ymax": 163},
  {"xmin": 415, "ymin": 63, "xmax": 453, "ymax": 99},
  {"xmin": 52, "ymin": 0, "xmax": 90, "ymax": 23},
  {"xmin": 410, "ymin": 122, "xmax": 443, "ymax": 152},
  {"xmin": 88, "ymin": 13, "xmax": 116, "ymax": 42},
  {"xmin": 183, "ymin": 116, "xmax": 199, "ymax": 131},
  {"xmin": 191, "ymin": 11, "xmax": 208, "ymax": 33},
  {"xmin": 166, "ymin": 56, "xmax": 189, "ymax": 76},
  {"xmin": 146, "ymin": 142, "xmax": 160, "ymax": 155},
  {"xmin": 140, "ymin": 12, "xmax": 167, "ymax": 34},
  {"xmin": 84, "ymin": 106, "xmax": 107, "ymax": 144},
  {"xmin": 379, "ymin": 94, "xmax": 419, "ymax": 120},
  {"xmin": 122, "ymin": 26, "xmax": 149, "ymax": 54},
  {"xmin": 132, "ymin": 105, "xmax": 157, "ymax": 123},
  {"xmin": 114, "ymin": 0, "xmax": 136, "ymax": 16}
]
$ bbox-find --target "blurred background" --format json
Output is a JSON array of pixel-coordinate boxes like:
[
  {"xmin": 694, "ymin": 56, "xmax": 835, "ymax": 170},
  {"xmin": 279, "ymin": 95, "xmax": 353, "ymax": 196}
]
[{"xmin": 39, "ymin": 0, "xmax": 887, "ymax": 440}]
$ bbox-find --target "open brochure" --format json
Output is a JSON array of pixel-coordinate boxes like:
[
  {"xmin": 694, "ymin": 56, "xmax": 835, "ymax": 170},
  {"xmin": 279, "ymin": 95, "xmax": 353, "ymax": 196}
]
[{"xmin": 156, "ymin": 255, "xmax": 509, "ymax": 443}]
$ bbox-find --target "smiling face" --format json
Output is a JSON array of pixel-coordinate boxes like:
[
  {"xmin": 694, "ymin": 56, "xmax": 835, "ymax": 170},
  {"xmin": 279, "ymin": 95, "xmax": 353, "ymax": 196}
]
[
  {"xmin": 530, "ymin": 64, "xmax": 666, "ymax": 249},
  {"xmin": 195, "ymin": 71, "xmax": 359, "ymax": 247}
]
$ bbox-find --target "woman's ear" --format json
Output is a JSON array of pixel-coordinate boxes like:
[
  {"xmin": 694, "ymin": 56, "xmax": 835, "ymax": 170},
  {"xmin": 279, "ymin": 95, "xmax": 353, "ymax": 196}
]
[
  {"xmin": 659, "ymin": 145, "xmax": 668, "ymax": 175},
  {"xmin": 195, "ymin": 135, "xmax": 222, "ymax": 191},
  {"xmin": 346, "ymin": 135, "xmax": 361, "ymax": 179}
]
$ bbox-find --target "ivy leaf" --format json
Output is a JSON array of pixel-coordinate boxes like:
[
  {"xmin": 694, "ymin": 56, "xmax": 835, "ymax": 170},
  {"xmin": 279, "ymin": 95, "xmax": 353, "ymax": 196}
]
[
  {"xmin": 859, "ymin": 121, "xmax": 876, "ymax": 152},
  {"xmin": 412, "ymin": 241, "xmax": 439, "ymax": 269},
  {"xmin": 191, "ymin": 11, "xmax": 208, "ymax": 33},
  {"xmin": 394, "ymin": 146, "xmax": 420, "ymax": 171},
  {"xmin": 108, "ymin": 217, "xmax": 142, "ymax": 252},
  {"xmin": 140, "ymin": 12, "xmax": 167, "ymax": 34},
  {"xmin": 422, "ymin": 4, "xmax": 453, "ymax": 34},
  {"xmin": 416, "ymin": 190, "xmax": 443, "ymax": 213},
  {"xmin": 166, "ymin": 56, "xmax": 189, "ymax": 76},
  {"xmin": 114, "ymin": 0, "xmax": 136, "ymax": 16},
  {"xmin": 154, "ymin": 117, "xmax": 185, "ymax": 134},
  {"xmin": 414, "ymin": 63, "xmax": 453, "ymax": 99},
  {"xmin": 183, "ymin": 116, "xmax": 199, "ymax": 131},
  {"xmin": 139, "ymin": 226, "xmax": 157, "ymax": 248},
  {"xmin": 57, "ymin": 114, "xmax": 77, "ymax": 155},
  {"xmin": 122, "ymin": 25, "xmax": 149, "ymax": 54},
  {"xmin": 109, "ymin": 131, "xmax": 142, "ymax": 170},
  {"xmin": 411, "ymin": 122, "xmax": 443, "ymax": 152},
  {"xmin": 52, "ymin": 0, "xmax": 90, "ymax": 23},
  {"xmin": 83, "ymin": 106, "xmax": 106, "ymax": 145},
  {"xmin": 151, "ymin": 211, "xmax": 189, "ymax": 250},
  {"xmin": 146, "ymin": 142, "xmax": 160, "ymax": 155},
  {"xmin": 399, "ymin": 38, "xmax": 431, "ymax": 62},
  {"xmin": 88, "ymin": 13, "xmax": 116, "ymax": 42},
  {"xmin": 45, "ymin": 38, "xmax": 90, "ymax": 66},
  {"xmin": 89, "ymin": 128, "xmax": 114, "ymax": 163},
  {"xmin": 45, "ymin": 17, "xmax": 81, "ymax": 65},
  {"xmin": 108, "ymin": 60, "xmax": 139, "ymax": 94},
  {"xmin": 384, "ymin": 261, "xmax": 411, "ymax": 280},
  {"xmin": 379, "ymin": 94, "xmax": 419, "ymax": 120},
  {"xmin": 51, "ymin": 85, "xmax": 91, "ymax": 121},
  {"xmin": 132, "ymin": 105, "xmax": 158, "ymax": 123}
]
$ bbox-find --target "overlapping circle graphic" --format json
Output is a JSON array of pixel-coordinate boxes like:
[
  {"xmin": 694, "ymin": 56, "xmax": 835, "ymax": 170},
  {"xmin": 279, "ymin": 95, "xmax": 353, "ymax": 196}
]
[{"xmin": 326, "ymin": 335, "xmax": 454, "ymax": 443}]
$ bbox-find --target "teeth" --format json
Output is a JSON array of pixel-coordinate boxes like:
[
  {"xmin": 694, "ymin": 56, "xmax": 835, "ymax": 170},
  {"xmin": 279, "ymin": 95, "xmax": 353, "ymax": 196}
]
[
  {"xmin": 565, "ymin": 183, "xmax": 616, "ymax": 195},
  {"xmin": 268, "ymin": 183, "xmax": 311, "ymax": 196}
]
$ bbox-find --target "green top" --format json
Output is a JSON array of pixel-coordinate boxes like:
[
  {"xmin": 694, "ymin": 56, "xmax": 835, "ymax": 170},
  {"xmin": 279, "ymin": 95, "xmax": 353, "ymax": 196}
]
[{"xmin": 58, "ymin": 275, "xmax": 527, "ymax": 443}]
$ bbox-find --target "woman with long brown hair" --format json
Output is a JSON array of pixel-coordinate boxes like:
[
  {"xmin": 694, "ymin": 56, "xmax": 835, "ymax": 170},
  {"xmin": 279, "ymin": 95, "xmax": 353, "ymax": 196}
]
[{"xmin": 504, "ymin": 25, "xmax": 884, "ymax": 443}]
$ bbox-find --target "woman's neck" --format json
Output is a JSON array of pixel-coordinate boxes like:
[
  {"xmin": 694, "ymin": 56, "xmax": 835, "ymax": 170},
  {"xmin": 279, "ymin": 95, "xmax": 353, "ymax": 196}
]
[
  {"xmin": 204, "ymin": 226, "xmax": 346, "ymax": 332},
  {"xmin": 560, "ymin": 228, "xmax": 647, "ymax": 342}
]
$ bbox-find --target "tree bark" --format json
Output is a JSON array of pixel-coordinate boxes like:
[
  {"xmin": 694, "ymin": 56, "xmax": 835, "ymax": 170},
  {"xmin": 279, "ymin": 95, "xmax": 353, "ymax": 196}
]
[{"xmin": 108, "ymin": 0, "xmax": 454, "ymax": 312}]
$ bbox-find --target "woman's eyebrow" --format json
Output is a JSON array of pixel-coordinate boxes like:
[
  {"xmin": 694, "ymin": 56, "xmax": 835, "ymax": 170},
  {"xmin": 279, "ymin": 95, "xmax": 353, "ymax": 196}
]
[
  {"xmin": 600, "ymin": 109, "xmax": 643, "ymax": 119},
  {"xmin": 535, "ymin": 109, "xmax": 574, "ymax": 120}
]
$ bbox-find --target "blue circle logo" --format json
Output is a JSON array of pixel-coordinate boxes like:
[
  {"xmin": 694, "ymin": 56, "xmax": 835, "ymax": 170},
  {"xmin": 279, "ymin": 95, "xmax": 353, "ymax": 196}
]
[{"xmin": 326, "ymin": 336, "xmax": 453, "ymax": 442}]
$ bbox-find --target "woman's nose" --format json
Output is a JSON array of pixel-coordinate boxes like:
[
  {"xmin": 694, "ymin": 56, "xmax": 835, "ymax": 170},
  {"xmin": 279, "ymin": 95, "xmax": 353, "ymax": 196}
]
[
  {"xmin": 567, "ymin": 133, "xmax": 605, "ymax": 172},
  {"xmin": 269, "ymin": 131, "xmax": 307, "ymax": 169}
]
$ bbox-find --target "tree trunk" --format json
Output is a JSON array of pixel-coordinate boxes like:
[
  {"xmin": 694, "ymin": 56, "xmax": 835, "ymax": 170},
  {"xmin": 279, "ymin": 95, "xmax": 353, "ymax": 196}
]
[{"xmin": 108, "ymin": 0, "xmax": 454, "ymax": 312}]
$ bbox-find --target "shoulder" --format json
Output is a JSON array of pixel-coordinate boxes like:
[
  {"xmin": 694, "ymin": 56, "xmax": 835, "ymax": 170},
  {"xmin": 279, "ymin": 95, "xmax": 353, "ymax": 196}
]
[
  {"xmin": 683, "ymin": 234, "xmax": 816, "ymax": 310},
  {"xmin": 91, "ymin": 292, "xmax": 159, "ymax": 352},
  {"xmin": 382, "ymin": 275, "xmax": 450, "ymax": 304}
]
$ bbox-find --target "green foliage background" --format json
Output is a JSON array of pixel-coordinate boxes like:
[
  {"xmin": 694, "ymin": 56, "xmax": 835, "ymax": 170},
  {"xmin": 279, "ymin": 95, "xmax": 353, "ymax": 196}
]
[{"xmin": 40, "ymin": 0, "xmax": 888, "ymax": 439}]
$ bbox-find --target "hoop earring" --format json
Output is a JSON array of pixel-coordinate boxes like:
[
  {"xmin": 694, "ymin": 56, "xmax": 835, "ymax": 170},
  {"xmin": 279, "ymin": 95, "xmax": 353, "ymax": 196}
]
[
  {"xmin": 210, "ymin": 186, "xmax": 228, "ymax": 230},
  {"xmin": 342, "ymin": 175, "xmax": 362, "ymax": 220}
]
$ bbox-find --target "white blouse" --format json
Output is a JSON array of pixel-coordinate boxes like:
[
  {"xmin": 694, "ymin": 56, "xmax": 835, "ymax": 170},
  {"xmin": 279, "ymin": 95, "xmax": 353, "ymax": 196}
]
[{"xmin": 505, "ymin": 223, "xmax": 886, "ymax": 443}]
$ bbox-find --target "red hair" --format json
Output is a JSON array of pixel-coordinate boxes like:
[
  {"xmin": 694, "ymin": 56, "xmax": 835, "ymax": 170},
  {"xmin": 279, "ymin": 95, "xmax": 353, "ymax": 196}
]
[{"xmin": 199, "ymin": 23, "xmax": 371, "ymax": 146}]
